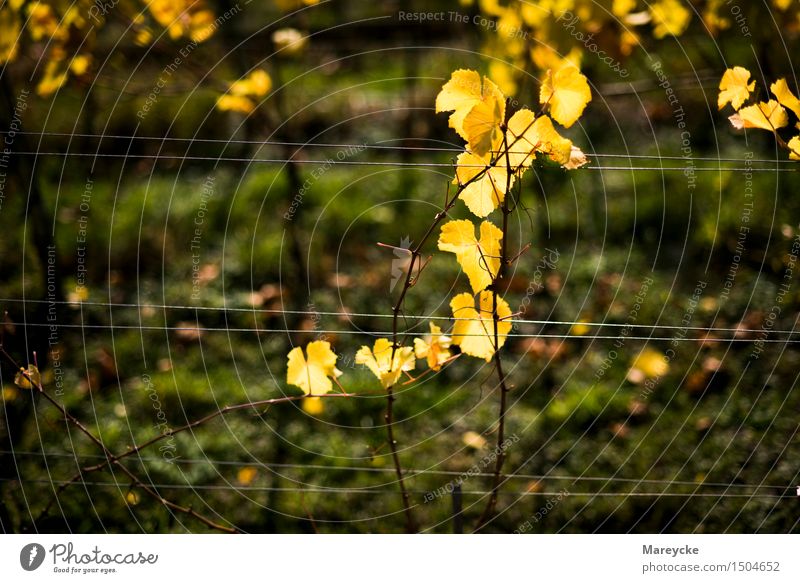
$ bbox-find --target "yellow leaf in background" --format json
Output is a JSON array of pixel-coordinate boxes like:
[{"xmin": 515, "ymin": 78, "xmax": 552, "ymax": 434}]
[
  {"xmin": 237, "ymin": 466, "xmax": 258, "ymax": 485},
  {"xmin": 488, "ymin": 60, "xmax": 517, "ymax": 97},
  {"xmin": 450, "ymin": 291, "xmax": 512, "ymax": 361},
  {"xmin": 718, "ymin": 67, "xmax": 755, "ymax": 110},
  {"xmin": 274, "ymin": 0, "xmax": 319, "ymax": 11},
  {"xmin": 530, "ymin": 46, "xmax": 582, "ymax": 75},
  {"xmin": 627, "ymin": 348, "xmax": 669, "ymax": 383},
  {"xmin": 2, "ymin": 386, "xmax": 17, "ymax": 402},
  {"xmin": 772, "ymin": 0, "xmax": 792, "ymax": 9},
  {"xmin": 771, "ymin": 78, "xmax": 800, "ymax": 118},
  {"xmin": 438, "ymin": 219, "xmax": 502, "ymax": 293},
  {"xmin": 286, "ymin": 340, "xmax": 342, "ymax": 396},
  {"xmin": 230, "ymin": 69, "xmax": 272, "ymax": 98},
  {"xmin": 788, "ymin": 136, "xmax": 800, "ymax": 160},
  {"xmin": 36, "ymin": 60, "xmax": 68, "ymax": 96},
  {"xmin": 413, "ymin": 322, "xmax": 453, "ymax": 371},
  {"xmin": 729, "ymin": 100, "xmax": 788, "ymax": 132},
  {"xmin": 540, "ymin": 65, "xmax": 591, "ymax": 128},
  {"xmin": 650, "ymin": 0, "xmax": 691, "ymax": 38},
  {"xmin": 125, "ymin": 491, "xmax": 140, "ymax": 505},
  {"xmin": 454, "ymin": 152, "xmax": 513, "ymax": 217},
  {"xmin": 216, "ymin": 94, "xmax": 255, "ymax": 114},
  {"xmin": 613, "ymin": 0, "xmax": 637, "ymax": 17},
  {"xmin": 0, "ymin": 9, "xmax": 21, "ymax": 64},
  {"xmin": 436, "ymin": 69, "xmax": 506, "ymax": 150},
  {"xmin": 355, "ymin": 338, "xmax": 415, "ymax": 389},
  {"xmin": 272, "ymin": 28, "xmax": 308, "ymax": 56},
  {"xmin": 302, "ymin": 396, "xmax": 325, "ymax": 415},
  {"xmin": 462, "ymin": 430, "xmax": 487, "ymax": 449},
  {"xmin": 14, "ymin": 365, "xmax": 41, "ymax": 390},
  {"xmin": 26, "ymin": 2, "xmax": 60, "ymax": 41},
  {"xmin": 188, "ymin": 9, "xmax": 216, "ymax": 43},
  {"xmin": 148, "ymin": 0, "xmax": 216, "ymax": 42},
  {"xmin": 70, "ymin": 55, "xmax": 91, "ymax": 76},
  {"xmin": 570, "ymin": 320, "xmax": 591, "ymax": 336}
]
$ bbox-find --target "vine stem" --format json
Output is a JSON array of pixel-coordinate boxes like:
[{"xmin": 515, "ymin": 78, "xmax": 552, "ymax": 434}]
[
  {"xmin": 384, "ymin": 385, "xmax": 415, "ymax": 532},
  {"xmin": 384, "ymin": 112, "xmax": 537, "ymax": 532},
  {"xmin": 477, "ymin": 123, "xmax": 515, "ymax": 529},
  {"xmin": 384, "ymin": 163, "xmax": 495, "ymax": 534}
]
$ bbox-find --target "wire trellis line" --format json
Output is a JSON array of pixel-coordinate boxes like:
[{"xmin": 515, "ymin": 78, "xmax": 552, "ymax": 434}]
[
  {"xmin": 7, "ymin": 150, "xmax": 795, "ymax": 172},
  {"xmin": 3, "ymin": 297, "xmax": 799, "ymax": 337},
  {"xmin": 0, "ymin": 130, "xmax": 794, "ymax": 165},
  {"xmin": 3, "ymin": 451, "xmax": 793, "ymax": 493},
  {"xmin": 10, "ymin": 320, "xmax": 799, "ymax": 342},
  {"xmin": 2, "ymin": 478, "xmax": 794, "ymax": 498}
]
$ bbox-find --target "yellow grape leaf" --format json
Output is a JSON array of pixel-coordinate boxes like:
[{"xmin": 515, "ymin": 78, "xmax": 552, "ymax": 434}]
[
  {"xmin": 788, "ymin": 136, "xmax": 800, "ymax": 160},
  {"xmin": 355, "ymin": 338, "xmax": 415, "ymax": 389},
  {"xmin": 462, "ymin": 94, "xmax": 506, "ymax": 156},
  {"xmin": 505, "ymin": 110, "xmax": 576, "ymax": 169},
  {"xmin": 530, "ymin": 116, "xmax": 574, "ymax": 166},
  {"xmin": 650, "ymin": 0, "xmax": 691, "ymax": 38},
  {"xmin": 450, "ymin": 291, "xmax": 512, "ymax": 361},
  {"xmin": 454, "ymin": 152, "xmax": 513, "ymax": 217},
  {"xmin": 436, "ymin": 69, "xmax": 506, "ymax": 151},
  {"xmin": 14, "ymin": 365, "xmax": 41, "ymax": 390},
  {"xmin": 504, "ymin": 109, "xmax": 539, "ymax": 170},
  {"xmin": 771, "ymin": 78, "xmax": 800, "ymax": 118},
  {"xmin": 718, "ymin": 67, "xmax": 755, "ymax": 111},
  {"xmin": 438, "ymin": 219, "xmax": 502, "ymax": 293},
  {"xmin": 413, "ymin": 322, "xmax": 453, "ymax": 371},
  {"xmin": 540, "ymin": 65, "xmax": 591, "ymax": 128},
  {"xmin": 729, "ymin": 100, "xmax": 788, "ymax": 132},
  {"xmin": 286, "ymin": 340, "xmax": 342, "ymax": 396}
]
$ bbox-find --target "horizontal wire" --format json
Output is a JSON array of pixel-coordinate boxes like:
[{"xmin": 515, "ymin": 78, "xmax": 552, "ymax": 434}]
[
  {"xmin": 2, "ymin": 477, "xmax": 793, "ymax": 498},
  {"xmin": 9, "ymin": 320, "xmax": 796, "ymax": 342},
  {"xmin": 4, "ymin": 451, "xmax": 792, "ymax": 492},
  {"xmin": 7, "ymin": 150, "xmax": 794, "ymax": 172},
  {"xmin": 1, "ymin": 129, "xmax": 793, "ymax": 165},
  {"xmin": 2, "ymin": 297, "xmax": 798, "ymax": 337}
]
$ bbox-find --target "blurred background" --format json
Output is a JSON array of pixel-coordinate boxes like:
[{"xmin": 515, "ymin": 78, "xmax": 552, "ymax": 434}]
[{"xmin": 1, "ymin": 0, "xmax": 799, "ymax": 533}]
